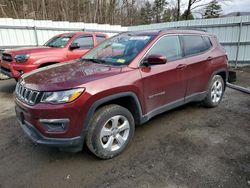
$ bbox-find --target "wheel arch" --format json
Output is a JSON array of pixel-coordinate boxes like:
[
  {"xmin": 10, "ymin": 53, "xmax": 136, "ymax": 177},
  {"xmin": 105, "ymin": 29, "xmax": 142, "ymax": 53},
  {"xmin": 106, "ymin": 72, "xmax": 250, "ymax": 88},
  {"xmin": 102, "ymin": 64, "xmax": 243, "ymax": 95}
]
[
  {"xmin": 207, "ymin": 68, "xmax": 228, "ymax": 91},
  {"xmin": 81, "ymin": 92, "xmax": 143, "ymax": 138},
  {"xmin": 38, "ymin": 62, "xmax": 59, "ymax": 68},
  {"xmin": 33, "ymin": 56, "xmax": 65, "ymax": 68},
  {"xmin": 216, "ymin": 71, "xmax": 227, "ymax": 87}
]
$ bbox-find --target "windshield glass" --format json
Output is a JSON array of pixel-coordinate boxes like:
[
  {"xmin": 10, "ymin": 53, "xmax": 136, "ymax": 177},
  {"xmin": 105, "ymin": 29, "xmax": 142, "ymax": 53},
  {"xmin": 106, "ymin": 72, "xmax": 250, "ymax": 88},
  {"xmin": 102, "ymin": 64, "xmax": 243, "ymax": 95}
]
[
  {"xmin": 82, "ymin": 34, "xmax": 154, "ymax": 66},
  {"xmin": 44, "ymin": 35, "xmax": 72, "ymax": 48}
]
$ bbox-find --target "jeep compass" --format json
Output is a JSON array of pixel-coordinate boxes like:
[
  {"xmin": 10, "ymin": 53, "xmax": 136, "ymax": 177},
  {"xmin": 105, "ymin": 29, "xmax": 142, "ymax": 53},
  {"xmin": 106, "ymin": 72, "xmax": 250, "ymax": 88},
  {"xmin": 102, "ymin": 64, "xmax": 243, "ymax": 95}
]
[{"xmin": 14, "ymin": 29, "xmax": 228, "ymax": 159}]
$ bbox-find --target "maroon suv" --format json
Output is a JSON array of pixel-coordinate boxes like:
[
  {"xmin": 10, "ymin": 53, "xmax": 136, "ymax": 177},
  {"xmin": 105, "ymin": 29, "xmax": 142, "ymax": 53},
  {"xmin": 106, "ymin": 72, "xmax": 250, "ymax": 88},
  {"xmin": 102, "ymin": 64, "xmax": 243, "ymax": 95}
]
[{"xmin": 14, "ymin": 29, "xmax": 228, "ymax": 159}]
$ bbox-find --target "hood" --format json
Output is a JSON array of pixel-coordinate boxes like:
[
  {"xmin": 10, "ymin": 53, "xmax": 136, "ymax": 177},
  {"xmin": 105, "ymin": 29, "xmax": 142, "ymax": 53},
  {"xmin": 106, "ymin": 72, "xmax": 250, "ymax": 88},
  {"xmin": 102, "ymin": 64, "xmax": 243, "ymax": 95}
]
[
  {"xmin": 4, "ymin": 46, "xmax": 60, "ymax": 56},
  {"xmin": 21, "ymin": 60, "xmax": 122, "ymax": 91}
]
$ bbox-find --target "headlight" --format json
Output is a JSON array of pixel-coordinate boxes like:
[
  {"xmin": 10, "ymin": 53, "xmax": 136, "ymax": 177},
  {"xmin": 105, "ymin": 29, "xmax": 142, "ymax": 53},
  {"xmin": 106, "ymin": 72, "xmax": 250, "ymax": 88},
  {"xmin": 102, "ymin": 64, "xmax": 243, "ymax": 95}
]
[
  {"xmin": 15, "ymin": 54, "xmax": 29, "ymax": 63},
  {"xmin": 41, "ymin": 88, "xmax": 85, "ymax": 104}
]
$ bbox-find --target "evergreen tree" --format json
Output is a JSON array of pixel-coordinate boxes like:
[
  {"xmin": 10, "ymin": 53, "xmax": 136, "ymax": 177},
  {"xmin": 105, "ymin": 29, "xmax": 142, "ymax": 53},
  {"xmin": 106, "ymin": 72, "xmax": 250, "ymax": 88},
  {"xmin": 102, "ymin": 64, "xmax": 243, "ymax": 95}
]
[
  {"xmin": 203, "ymin": 0, "xmax": 222, "ymax": 18},
  {"xmin": 152, "ymin": 0, "xmax": 168, "ymax": 23},
  {"xmin": 140, "ymin": 1, "xmax": 152, "ymax": 24},
  {"xmin": 163, "ymin": 8, "xmax": 172, "ymax": 22}
]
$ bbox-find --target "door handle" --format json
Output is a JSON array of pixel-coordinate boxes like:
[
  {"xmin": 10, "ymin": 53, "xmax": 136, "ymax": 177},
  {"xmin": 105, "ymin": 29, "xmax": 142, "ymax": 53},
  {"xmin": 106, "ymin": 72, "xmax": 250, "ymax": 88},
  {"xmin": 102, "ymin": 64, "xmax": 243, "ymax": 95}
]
[
  {"xmin": 207, "ymin": 56, "xmax": 213, "ymax": 60},
  {"xmin": 176, "ymin": 64, "xmax": 187, "ymax": 69}
]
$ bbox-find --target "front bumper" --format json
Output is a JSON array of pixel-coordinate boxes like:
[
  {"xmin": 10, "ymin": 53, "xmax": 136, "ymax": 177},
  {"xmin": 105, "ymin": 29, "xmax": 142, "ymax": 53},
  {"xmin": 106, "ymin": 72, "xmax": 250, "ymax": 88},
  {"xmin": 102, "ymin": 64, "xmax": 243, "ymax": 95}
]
[
  {"xmin": 0, "ymin": 60, "xmax": 36, "ymax": 79},
  {"xmin": 14, "ymin": 92, "xmax": 89, "ymax": 140},
  {"xmin": 18, "ymin": 119, "xmax": 83, "ymax": 149},
  {"xmin": 14, "ymin": 84, "xmax": 92, "ymax": 152},
  {"xmin": 0, "ymin": 66, "xmax": 13, "ymax": 78}
]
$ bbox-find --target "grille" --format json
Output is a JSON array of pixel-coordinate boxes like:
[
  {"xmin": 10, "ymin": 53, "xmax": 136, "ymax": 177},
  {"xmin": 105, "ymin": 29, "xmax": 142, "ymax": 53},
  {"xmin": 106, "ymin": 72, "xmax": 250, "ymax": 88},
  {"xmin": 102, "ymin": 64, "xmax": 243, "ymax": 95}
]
[
  {"xmin": 15, "ymin": 82, "xmax": 40, "ymax": 105},
  {"xmin": 2, "ymin": 53, "xmax": 13, "ymax": 62}
]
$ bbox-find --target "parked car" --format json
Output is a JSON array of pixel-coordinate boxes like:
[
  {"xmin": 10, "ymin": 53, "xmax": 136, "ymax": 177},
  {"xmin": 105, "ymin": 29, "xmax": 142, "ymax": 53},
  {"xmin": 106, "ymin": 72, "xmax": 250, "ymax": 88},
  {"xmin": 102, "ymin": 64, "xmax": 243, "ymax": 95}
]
[
  {"xmin": 0, "ymin": 32, "xmax": 108, "ymax": 80},
  {"xmin": 14, "ymin": 29, "xmax": 228, "ymax": 159}
]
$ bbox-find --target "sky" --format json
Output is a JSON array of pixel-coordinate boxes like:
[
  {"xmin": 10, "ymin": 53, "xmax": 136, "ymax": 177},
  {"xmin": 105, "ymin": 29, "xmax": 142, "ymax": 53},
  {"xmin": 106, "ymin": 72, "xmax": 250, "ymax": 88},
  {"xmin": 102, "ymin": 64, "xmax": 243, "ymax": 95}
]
[
  {"xmin": 219, "ymin": 0, "xmax": 250, "ymax": 14},
  {"xmin": 146, "ymin": 0, "xmax": 250, "ymax": 14},
  {"xmin": 182, "ymin": 0, "xmax": 250, "ymax": 14}
]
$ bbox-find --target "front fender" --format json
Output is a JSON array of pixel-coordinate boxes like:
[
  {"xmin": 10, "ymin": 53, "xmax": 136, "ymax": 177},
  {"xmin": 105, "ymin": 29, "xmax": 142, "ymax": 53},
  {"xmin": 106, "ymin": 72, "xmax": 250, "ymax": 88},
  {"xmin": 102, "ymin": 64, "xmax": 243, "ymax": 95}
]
[
  {"xmin": 80, "ymin": 91, "xmax": 143, "ymax": 138},
  {"xmin": 32, "ymin": 56, "xmax": 65, "ymax": 67}
]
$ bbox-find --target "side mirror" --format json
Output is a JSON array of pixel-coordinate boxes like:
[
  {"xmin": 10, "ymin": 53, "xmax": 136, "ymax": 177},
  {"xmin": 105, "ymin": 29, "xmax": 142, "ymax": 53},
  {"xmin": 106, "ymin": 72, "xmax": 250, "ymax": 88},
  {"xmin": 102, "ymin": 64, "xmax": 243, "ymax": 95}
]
[
  {"xmin": 69, "ymin": 43, "xmax": 80, "ymax": 50},
  {"xmin": 144, "ymin": 54, "xmax": 167, "ymax": 66}
]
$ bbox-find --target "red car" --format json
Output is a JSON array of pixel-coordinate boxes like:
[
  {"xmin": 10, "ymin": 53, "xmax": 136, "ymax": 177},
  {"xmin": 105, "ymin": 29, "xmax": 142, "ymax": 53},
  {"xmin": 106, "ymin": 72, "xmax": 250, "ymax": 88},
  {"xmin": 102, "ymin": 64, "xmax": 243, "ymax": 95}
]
[
  {"xmin": 14, "ymin": 29, "xmax": 228, "ymax": 159},
  {"xmin": 0, "ymin": 32, "xmax": 108, "ymax": 80}
]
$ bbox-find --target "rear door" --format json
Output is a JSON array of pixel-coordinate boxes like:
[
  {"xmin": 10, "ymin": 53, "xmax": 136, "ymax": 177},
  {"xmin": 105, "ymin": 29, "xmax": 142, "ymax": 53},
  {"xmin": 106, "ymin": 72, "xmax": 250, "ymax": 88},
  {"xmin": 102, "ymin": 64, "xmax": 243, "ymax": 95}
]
[
  {"xmin": 139, "ymin": 35, "xmax": 188, "ymax": 114},
  {"xmin": 95, "ymin": 35, "xmax": 107, "ymax": 45},
  {"xmin": 67, "ymin": 35, "xmax": 94, "ymax": 60},
  {"xmin": 180, "ymin": 35, "xmax": 213, "ymax": 97}
]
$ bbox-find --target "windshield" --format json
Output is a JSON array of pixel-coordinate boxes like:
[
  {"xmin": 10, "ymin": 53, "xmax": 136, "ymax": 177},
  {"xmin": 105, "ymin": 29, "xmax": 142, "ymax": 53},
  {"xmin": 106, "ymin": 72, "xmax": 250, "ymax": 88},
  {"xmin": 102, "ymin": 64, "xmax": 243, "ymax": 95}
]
[
  {"xmin": 44, "ymin": 35, "xmax": 72, "ymax": 48},
  {"xmin": 82, "ymin": 34, "xmax": 154, "ymax": 66}
]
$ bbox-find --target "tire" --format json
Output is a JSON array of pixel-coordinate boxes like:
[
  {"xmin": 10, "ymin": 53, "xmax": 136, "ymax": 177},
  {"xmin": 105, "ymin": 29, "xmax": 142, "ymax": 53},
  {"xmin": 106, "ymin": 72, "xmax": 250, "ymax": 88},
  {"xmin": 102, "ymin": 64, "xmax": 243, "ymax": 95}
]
[
  {"xmin": 86, "ymin": 104, "xmax": 135, "ymax": 159},
  {"xmin": 202, "ymin": 75, "xmax": 225, "ymax": 108}
]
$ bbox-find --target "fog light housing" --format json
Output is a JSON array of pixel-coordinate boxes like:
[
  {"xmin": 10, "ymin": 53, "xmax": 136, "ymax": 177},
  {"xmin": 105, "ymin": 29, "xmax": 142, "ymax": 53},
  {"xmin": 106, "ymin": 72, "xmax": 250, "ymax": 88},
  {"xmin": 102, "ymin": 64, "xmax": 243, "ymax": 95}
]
[{"xmin": 39, "ymin": 119, "xmax": 69, "ymax": 133}]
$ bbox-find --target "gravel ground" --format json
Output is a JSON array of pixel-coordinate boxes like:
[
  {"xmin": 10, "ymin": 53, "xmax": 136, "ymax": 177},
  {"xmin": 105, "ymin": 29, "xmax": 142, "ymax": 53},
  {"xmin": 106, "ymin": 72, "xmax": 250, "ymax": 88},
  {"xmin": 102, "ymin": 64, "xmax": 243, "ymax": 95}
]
[
  {"xmin": 0, "ymin": 70, "xmax": 249, "ymax": 188},
  {"xmin": 233, "ymin": 66, "xmax": 250, "ymax": 88}
]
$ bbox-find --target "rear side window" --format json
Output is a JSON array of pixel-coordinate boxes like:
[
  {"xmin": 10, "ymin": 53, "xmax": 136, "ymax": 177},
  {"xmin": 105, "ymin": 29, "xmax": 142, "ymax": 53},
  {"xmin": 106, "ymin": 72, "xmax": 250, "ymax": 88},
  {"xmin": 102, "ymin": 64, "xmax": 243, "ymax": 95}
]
[
  {"xmin": 203, "ymin": 36, "xmax": 212, "ymax": 50},
  {"xmin": 147, "ymin": 35, "xmax": 182, "ymax": 61},
  {"xmin": 96, "ymin": 35, "xmax": 106, "ymax": 44},
  {"xmin": 73, "ymin": 36, "xmax": 94, "ymax": 49},
  {"xmin": 182, "ymin": 35, "xmax": 210, "ymax": 56}
]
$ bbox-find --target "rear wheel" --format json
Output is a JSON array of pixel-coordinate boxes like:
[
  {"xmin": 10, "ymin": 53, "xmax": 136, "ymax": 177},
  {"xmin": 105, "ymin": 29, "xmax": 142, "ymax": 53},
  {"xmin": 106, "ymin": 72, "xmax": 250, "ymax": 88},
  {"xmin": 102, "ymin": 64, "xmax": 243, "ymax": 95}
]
[
  {"xmin": 86, "ymin": 104, "xmax": 135, "ymax": 159},
  {"xmin": 202, "ymin": 75, "xmax": 225, "ymax": 108}
]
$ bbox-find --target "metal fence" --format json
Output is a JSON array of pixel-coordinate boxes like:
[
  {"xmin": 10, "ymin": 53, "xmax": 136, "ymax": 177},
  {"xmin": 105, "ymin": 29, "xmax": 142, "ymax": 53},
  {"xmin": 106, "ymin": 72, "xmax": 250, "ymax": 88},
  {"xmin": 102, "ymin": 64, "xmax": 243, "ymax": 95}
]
[
  {"xmin": 129, "ymin": 16, "xmax": 250, "ymax": 67},
  {"xmin": 0, "ymin": 18, "xmax": 127, "ymax": 49},
  {"xmin": 1, "ymin": 16, "xmax": 250, "ymax": 66}
]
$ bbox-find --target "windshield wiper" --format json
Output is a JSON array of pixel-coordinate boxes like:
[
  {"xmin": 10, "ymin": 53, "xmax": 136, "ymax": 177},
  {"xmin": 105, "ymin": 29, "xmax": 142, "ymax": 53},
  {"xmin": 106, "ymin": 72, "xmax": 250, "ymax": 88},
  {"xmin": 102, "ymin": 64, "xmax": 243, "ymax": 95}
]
[{"xmin": 81, "ymin": 58, "xmax": 106, "ymax": 64}]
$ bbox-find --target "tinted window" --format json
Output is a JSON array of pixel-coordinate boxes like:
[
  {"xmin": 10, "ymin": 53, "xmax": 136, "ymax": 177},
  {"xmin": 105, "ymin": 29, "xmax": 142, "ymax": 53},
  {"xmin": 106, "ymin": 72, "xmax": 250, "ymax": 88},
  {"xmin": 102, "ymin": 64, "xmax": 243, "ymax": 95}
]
[
  {"xmin": 73, "ymin": 36, "xmax": 94, "ymax": 49},
  {"xmin": 203, "ymin": 36, "xmax": 212, "ymax": 50},
  {"xmin": 182, "ymin": 35, "xmax": 209, "ymax": 56},
  {"xmin": 96, "ymin": 35, "xmax": 106, "ymax": 44},
  {"xmin": 147, "ymin": 36, "xmax": 182, "ymax": 61},
  {"xmin": 44, "ymin": 36, "xmax": 71, "ymax": 48}
]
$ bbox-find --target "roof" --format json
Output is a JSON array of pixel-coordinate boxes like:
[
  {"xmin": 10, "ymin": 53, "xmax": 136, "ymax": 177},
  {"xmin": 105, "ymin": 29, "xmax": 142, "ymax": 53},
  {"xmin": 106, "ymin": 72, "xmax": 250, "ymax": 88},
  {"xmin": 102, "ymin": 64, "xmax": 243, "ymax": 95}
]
[
  {"xmin": 125, "ymin": 27, "xmax": 210, "ymax": 36},
  {"xmin": 56, "ymin": 31, "xmax": 108, "ymax": 37}
]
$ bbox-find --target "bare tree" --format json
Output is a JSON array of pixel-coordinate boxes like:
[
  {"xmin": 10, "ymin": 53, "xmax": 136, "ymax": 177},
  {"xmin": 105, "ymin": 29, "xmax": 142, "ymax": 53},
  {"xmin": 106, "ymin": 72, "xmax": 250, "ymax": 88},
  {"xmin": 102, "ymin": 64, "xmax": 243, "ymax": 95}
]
[
  {"xmin": 177, "ymin": 0, "xmax": 180, "ymax": 21},
  {"xmin": 0, "ymin": 0, "xmax": 233, "ymax": 25},
  {"xmin": 184, "ymin": 0, "xmax": 232, "ymax": 20}
]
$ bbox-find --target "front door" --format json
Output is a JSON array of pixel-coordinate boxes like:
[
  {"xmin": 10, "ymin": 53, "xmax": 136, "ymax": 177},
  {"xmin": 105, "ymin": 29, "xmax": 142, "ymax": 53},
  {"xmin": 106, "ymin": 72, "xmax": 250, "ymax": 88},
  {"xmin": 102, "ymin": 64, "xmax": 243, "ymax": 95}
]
[
  {"xmin": 67, "ymin": 35, "xmax": 94, "ymax": 60},
  {"xmin": 139, "ymin": 35, "xmax": 188, "ymax": 114}
]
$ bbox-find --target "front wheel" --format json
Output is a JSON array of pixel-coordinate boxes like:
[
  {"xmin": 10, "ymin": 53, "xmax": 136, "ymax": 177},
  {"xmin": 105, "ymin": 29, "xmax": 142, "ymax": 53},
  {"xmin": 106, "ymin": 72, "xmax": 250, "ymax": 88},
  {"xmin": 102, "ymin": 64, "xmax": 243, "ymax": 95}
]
[
  {"xmin": 202, "ymin": 75, "xmax": 225, "ymax": 108},
  {"xmin": 86, "ymin": 104, "xmax": 135, "ymax": 159}
]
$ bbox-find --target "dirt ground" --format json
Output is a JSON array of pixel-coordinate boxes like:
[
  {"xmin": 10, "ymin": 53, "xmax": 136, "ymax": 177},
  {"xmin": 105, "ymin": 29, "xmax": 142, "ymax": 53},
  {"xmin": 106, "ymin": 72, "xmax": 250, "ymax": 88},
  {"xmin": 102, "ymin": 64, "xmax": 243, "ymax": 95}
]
[
  {"xmin": 0, "ymin": 69, "xmax": 249, "ymax": 188},
  {"xmin": 234, "ymin": 66, "xmax": 250, "ymax": 88}
]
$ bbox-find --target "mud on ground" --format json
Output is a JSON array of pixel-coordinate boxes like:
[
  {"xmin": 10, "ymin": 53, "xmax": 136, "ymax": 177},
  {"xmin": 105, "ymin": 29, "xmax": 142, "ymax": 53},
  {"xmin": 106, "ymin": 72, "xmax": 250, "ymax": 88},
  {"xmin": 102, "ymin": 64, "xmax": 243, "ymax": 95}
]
[{"xmin": 233, "ymin": 66, "xmax": 250, "ymax": 88}]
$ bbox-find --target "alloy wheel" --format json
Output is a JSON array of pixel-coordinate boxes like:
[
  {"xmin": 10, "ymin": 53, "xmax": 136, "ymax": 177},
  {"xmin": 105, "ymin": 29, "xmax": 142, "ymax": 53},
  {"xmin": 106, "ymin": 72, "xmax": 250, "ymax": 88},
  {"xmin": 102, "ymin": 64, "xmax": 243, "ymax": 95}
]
[
  {"xmin": 211, "ymin": 80, "xmax": 223, "ymax": 103},
  {"xmin": 100, "ymin": 115, "xmax": 130, "ymax": 152}
]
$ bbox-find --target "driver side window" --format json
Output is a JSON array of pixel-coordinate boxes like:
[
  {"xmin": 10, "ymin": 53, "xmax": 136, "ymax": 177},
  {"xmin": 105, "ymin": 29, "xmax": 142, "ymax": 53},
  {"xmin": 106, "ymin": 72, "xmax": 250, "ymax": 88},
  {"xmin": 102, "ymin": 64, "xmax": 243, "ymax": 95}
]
[
  {"xmin": 73, "ymin": 36, "xmax": 94, "ymax": 49},
  {"xmin": 147, "ymin": 35, "xmax": 182, "ymax": 62}
]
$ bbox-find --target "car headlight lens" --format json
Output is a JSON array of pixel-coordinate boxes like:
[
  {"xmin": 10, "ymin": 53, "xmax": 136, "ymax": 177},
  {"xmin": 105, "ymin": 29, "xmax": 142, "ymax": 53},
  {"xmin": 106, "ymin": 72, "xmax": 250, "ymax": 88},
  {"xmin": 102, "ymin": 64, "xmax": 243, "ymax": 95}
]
[
  {"xmin": 41, "ymin": 88, "xmax": 85, "ymax": 104},
  {"xmin": 15, "ymin": 54, "xmax": 29, "ymax": 63}
]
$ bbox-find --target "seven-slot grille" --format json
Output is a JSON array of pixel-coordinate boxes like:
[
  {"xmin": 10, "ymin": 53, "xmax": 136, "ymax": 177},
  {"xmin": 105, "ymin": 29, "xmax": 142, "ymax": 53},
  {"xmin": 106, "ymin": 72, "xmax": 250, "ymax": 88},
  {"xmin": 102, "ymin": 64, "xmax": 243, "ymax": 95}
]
[
  {"xmin": 15, "ymin": 82, "xmax": 40, "ymax": 105},
  {"xmin": 2, "ymin": 53, "xmax": 13, "ymax": 62}
]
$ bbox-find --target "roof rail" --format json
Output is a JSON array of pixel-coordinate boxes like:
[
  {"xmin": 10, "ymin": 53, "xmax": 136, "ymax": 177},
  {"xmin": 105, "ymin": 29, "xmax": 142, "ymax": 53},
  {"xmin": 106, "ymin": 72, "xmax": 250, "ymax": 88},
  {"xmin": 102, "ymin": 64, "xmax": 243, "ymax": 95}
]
[{"xmin": 159, "ymin": 26, "xmax": 207, "ymax": 33}]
